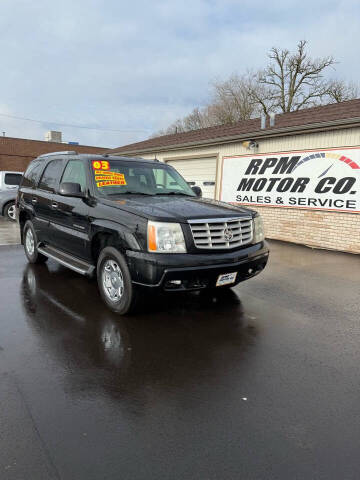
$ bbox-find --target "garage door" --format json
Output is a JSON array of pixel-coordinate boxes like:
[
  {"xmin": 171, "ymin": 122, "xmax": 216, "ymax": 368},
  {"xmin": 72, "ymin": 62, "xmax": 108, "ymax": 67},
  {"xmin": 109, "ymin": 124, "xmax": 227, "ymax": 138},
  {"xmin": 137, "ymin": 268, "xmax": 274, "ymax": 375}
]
[{"xmin": 167, "ymin": 157, "xmax": 217, "ymax": 199}]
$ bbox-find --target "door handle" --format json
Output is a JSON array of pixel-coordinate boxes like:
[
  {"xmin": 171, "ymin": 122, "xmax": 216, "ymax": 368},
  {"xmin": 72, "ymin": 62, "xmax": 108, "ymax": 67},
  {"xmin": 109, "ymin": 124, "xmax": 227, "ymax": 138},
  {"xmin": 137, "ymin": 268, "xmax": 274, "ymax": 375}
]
[
  {"xmin": 52, "ymin": 202, "xmax": 58, "ymax": 209},
  {"xmin": 31, "ymin": 197, "xmax": 37, "ymax": 204}
]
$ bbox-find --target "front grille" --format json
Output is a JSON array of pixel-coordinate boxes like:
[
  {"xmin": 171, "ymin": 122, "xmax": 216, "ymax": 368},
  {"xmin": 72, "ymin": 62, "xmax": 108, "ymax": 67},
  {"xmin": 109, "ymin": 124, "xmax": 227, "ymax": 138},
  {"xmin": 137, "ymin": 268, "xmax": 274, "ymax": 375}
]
[{"xmin": 188, "ymin": 217, "xmax": 253, "ymax": 249}]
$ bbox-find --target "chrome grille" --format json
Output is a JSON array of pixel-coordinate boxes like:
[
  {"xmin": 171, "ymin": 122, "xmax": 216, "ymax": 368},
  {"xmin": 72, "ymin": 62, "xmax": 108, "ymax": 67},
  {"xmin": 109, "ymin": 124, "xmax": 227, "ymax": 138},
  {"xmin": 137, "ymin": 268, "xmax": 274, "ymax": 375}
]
[{"xmin": 188, "ymin": 217, "xmax": 253, "ymax": 249}]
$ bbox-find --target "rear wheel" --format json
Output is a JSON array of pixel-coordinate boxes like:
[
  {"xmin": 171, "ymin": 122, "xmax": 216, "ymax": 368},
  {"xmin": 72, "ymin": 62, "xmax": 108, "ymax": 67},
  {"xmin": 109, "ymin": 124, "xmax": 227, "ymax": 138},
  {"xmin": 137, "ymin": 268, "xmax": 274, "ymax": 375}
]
[
  {"xmin": 97, "ymin": 246, "xmax": 138, "ymax": 315},
  {"xmin": 4, "ymin": 202, "xmax": 16, "ymax": 221},
  {"xmin": 23, "ymin": 220, "xmax": 47, "ymax": 264}
]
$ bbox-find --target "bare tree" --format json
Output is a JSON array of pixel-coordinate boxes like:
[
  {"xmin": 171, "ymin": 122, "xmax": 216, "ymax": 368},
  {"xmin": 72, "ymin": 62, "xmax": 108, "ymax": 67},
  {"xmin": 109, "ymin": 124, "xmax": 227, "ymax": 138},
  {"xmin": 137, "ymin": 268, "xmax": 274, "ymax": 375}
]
[
  {"xmin": 151, "ymin": 108, "xmax": 214, "ymax": 137},
  {"xmin": 183, "ymin": 108, "xmax": 212, "ymax": 130},
  {"xmin": 326, "ymin": 79, "xmax": 360, "ymax": 103},
  {"xmin": 209, "ymin": 73, "xmax": 262, "ymax": 123},
  {"xmin": 152, "ymin": 74, "xmax": 262, "ymax": 137},
  {"xmin": 151, "ymin": 40, "xmax": 359, "ymax": 137},
  {"xmin": 150, "ymin": 118, "xmax": 186, "ymax": 137},
  {"xmin": 251, "ymin": 40, "xmax": 336, "ymax": 113}
]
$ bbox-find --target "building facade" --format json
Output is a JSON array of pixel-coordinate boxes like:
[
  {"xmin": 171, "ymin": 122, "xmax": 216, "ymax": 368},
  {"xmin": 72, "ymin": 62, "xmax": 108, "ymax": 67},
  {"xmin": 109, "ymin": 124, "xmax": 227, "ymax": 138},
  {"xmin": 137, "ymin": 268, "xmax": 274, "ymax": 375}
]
[
  {"xmin": 0, "ymin": 136, "xmax": 107, "ymax": 172},
  {"xmin": 112, "ymin": 100, "xmax": 360, "ymax": 254}
]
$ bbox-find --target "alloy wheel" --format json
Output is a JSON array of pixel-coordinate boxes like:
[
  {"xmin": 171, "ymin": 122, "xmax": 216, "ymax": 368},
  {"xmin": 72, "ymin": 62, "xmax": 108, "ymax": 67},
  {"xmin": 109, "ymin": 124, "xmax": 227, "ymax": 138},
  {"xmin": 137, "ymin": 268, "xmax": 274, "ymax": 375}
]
[
  {"xmin": 25, "ymin": 228, "xmax": 35, "ymax": 256},
  {"xmin": 7, "ymin": 204, "xmax": 16, "ymax": 220},
  {"xmin": 102, "ymin": 259, "xmax": 124, "ymax": 302}
]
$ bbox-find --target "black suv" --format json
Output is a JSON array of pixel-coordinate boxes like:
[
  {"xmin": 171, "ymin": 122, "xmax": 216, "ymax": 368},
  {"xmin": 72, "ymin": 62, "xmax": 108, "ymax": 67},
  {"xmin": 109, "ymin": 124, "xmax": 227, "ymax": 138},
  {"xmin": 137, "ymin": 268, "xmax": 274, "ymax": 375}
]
[{"xmin": 17, "ymin": 152, "xmax": 269, "ymax": 314}]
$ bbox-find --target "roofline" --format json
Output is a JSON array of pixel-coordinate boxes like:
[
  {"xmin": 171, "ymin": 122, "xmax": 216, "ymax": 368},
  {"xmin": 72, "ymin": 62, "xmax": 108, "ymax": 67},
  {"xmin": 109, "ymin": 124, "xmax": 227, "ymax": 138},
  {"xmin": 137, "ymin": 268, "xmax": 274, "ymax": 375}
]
[
  {"xmin": 33, "ymin": 153, "xmax": 157, "ymax": 162},
  {"xmin": 0, "ymin": 135, "xmax": 107, "ymax": 149},
  {"xmin": 111, "ymin": 116, "xmax": 360, "ymax": 156},
  {"xmin": 35, "ymin": 153, "xmax": 131, "ymax": 159}
]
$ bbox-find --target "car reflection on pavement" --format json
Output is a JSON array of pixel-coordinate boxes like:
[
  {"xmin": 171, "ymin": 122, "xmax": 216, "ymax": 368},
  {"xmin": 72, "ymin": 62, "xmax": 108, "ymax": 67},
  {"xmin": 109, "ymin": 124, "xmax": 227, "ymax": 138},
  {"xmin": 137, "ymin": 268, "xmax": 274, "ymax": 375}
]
[{"xmin": 20, "ymin": 262, "xmax": 258, "ymax": 406}]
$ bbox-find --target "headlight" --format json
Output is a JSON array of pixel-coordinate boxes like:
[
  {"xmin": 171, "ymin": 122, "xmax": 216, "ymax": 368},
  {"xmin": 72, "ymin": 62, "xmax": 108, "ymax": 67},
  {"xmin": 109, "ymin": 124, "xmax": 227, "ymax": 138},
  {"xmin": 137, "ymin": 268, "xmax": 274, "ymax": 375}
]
[
  {"xmin": 253, "ymin": 215, "xmax": 265, "ymax": 243},
  {"xmin": 148, "ymin": 221, "xmax": 186, "ymax": 253}
]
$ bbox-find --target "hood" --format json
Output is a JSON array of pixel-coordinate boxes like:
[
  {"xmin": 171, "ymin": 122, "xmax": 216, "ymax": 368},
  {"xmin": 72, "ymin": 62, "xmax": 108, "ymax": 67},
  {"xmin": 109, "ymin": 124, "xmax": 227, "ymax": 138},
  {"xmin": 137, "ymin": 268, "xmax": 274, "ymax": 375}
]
[{"xmin": 100, "ymin": 195, "xmax": 254, "ymax": 222}]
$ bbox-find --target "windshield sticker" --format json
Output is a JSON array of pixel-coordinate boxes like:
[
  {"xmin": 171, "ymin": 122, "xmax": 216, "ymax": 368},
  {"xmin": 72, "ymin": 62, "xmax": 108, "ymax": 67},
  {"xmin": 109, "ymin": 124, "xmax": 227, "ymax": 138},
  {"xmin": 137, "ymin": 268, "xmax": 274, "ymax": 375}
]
[
  {"xmin": 94, "ymin": 170, "xmax": 124, "ymax": 176},
  {"xmin": 95, "ymin": 171, "xmax": 127, "ymax": 187},
  {"xmin": 92, "ymin": 160, "xmax": 110, "ymax": 170},
  {"xmin": 93, "ymin": 169, "xmax": 127, "ymax": 186},
  {"xmin": 97, "ymin": 179, "xmax": 127, "ymax": 187},
  {"xmin": 95, "ymin": 172, "xmax": 125, "ymax": 180}
]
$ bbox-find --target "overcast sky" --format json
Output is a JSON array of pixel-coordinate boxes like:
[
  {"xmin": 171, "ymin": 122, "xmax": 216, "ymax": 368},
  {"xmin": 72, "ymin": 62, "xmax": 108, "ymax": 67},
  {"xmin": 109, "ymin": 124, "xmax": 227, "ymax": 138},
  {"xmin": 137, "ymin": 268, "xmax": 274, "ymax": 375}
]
[{"xmin": 0, "ymin": 0, "xmax": 359, "ymax": 148}]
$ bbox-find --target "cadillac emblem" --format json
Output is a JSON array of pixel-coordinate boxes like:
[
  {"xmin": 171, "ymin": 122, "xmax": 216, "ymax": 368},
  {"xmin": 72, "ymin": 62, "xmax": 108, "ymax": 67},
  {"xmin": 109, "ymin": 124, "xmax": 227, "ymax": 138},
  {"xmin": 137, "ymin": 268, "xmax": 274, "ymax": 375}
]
[{"xmin": 223, "ymin": 228, "xmax": 233, "ymax": 241}]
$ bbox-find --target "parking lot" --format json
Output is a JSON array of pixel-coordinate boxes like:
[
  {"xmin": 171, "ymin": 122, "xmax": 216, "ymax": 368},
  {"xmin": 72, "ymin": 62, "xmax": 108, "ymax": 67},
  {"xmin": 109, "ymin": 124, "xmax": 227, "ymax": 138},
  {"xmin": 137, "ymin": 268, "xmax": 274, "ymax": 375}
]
[
  {"xmin": 0, "ymin": 217, "xmax": 20, "ymax": 245},
  {"xmin": 0, "ymin": 217, "xmax": 359, "ymax": 479}
]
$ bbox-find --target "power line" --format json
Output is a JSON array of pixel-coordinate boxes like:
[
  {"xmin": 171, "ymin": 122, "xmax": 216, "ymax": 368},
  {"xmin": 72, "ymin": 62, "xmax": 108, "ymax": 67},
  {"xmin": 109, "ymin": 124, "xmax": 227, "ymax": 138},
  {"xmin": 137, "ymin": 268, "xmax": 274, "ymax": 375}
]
[{"xmin": 0, "ymin": 112, "xmax": 150, "ymax": 133}]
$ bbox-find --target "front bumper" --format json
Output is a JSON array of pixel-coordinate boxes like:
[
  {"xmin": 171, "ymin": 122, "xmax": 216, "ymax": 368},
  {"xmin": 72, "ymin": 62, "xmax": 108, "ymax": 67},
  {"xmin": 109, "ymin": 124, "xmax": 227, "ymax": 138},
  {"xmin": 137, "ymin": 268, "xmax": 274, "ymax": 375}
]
[{"xmin": 126, "ymin": 241, "xmax": 269, "ymax": 291}]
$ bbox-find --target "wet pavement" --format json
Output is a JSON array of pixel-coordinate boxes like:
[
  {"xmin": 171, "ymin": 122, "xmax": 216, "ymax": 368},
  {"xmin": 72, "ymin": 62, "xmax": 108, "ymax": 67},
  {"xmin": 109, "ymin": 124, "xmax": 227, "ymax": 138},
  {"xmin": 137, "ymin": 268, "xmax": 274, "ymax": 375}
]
[
  {"xmin": 0, "ymin": 217, "xmax": 21, "ymax": 245},
  {"xmin": 0, "ymin": 229, "xmax": 360, "ymax": 479}
]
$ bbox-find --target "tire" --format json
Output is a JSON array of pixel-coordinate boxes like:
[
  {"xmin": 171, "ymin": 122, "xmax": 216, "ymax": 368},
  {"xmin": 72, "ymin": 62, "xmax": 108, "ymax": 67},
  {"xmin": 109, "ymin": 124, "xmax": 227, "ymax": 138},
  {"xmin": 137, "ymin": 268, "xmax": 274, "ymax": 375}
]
[
  {"xmin": 4, "ymin": 202, "xmax": 16, "ymax": 221},
  {"xmin": 23, "ymin": 220, "xmax": 47, "ymax": 264},
  {"xmin": 97, "ymin": 246, "xmax": 138, "ymax": 315}
]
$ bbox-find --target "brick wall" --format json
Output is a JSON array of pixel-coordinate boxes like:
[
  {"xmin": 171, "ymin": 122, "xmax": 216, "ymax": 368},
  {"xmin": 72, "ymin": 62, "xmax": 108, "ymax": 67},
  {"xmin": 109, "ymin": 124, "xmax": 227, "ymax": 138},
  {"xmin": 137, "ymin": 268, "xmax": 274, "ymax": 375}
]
[
  {"xmin": 0, "ymin": 137, "xmax": 107, "ymax": 172},
  {"xmin": 0, "ymin": 155, "xmax": 34, "ymax": 171},
  {"xmin": 254, "ymin": 206, "xmax": 360, "ymax": 254}
]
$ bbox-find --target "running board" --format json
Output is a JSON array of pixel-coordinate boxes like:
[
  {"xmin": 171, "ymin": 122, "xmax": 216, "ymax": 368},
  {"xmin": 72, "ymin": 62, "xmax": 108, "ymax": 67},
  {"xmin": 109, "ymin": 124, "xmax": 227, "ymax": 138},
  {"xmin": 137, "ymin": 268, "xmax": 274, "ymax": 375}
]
[{"xmin": 37, "ymin": 245, "xmax": 95, "ymax": 277}]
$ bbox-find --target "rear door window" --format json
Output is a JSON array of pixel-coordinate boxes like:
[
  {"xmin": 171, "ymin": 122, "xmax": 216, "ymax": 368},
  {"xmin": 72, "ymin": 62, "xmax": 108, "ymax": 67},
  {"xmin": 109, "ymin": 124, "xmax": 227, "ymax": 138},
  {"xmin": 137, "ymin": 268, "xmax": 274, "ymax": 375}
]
[
  {"xmin": 4, "ymin": 173, "xmax": 22, "ymax": 186},
  {"xmin": 38, "ymin": 159, "xmax": 64, "ymax": 193}
]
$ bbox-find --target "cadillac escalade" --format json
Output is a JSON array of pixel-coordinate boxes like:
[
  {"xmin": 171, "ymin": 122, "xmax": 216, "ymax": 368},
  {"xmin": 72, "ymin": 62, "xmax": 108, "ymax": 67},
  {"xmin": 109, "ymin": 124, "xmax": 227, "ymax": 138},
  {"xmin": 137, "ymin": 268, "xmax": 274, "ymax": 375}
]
[{"xmin": 17, "ymin": 152, "xmax": 269, "ymax": 314}]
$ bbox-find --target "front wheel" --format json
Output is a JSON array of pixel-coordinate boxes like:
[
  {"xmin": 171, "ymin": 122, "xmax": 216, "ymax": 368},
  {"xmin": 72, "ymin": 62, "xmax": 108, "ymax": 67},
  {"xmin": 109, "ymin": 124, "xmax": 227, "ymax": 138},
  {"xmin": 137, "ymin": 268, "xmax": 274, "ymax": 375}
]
[
  {"xmin": 4, "ymin": 202, "xmax": 16, "ymax": 221},
  {"xmin": 97, "ymin": 246, "xmax": 138, "ymax": 315}
]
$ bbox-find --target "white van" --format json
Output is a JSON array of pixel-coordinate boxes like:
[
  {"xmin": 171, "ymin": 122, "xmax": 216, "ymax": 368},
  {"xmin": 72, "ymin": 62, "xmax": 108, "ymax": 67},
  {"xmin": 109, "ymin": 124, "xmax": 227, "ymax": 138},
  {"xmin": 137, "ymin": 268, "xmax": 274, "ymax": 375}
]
[{"xmin": 0, "ymin": 171, "xmax": 23, "ymax": 191}]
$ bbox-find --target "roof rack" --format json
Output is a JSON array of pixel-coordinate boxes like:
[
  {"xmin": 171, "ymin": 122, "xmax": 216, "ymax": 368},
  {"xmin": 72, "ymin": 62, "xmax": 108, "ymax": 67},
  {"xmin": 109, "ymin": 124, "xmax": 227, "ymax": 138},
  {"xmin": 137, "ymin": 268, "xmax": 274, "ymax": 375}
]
[{"xmin": 38, "ymin": 151, "xmax": 77, "ymax": 158}]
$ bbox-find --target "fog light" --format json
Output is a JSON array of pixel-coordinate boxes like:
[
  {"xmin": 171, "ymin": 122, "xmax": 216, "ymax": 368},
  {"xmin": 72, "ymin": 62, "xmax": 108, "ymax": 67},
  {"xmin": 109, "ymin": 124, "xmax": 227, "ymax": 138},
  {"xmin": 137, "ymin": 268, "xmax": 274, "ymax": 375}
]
[
  {"xmin": 248, "ymin": 268, "xmax": 253, "ymax": 274},
  {"xmin": 165, "ymin": 279, "xmax": 183, "ymax": 290}
]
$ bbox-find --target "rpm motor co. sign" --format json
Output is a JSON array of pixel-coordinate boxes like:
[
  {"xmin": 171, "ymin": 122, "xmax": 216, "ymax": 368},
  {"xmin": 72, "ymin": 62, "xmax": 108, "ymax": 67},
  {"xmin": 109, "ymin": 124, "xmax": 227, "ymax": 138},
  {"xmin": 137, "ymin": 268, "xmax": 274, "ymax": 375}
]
[{"xmin": 220, "ymin": 148, "xmax": 360, "ymax": 213}]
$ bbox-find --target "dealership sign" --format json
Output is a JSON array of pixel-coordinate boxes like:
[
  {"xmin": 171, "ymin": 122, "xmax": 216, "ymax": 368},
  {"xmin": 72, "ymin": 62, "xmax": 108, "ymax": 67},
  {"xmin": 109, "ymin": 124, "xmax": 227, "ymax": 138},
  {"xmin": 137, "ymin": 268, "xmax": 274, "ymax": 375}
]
[{"xmin": 220, "ymin": 148, "xmax": 360, "ymax": 213}]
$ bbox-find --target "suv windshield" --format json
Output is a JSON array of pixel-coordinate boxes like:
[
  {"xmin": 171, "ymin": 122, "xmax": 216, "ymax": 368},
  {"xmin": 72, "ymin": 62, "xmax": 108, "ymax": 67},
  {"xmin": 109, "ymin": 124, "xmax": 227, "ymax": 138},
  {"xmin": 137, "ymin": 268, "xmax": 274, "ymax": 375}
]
[{"xmin": 91, "ymin": 159, "xmax": 195, "ymax": 197}]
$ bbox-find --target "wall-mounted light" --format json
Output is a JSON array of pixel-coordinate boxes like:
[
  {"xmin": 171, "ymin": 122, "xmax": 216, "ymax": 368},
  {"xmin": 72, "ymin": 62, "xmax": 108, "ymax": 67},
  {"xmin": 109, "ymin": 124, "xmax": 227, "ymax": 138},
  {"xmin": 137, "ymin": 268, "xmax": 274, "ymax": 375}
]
[{"xmin": 242, "ymin": 140, "xmax": 258, "ymax": 150}]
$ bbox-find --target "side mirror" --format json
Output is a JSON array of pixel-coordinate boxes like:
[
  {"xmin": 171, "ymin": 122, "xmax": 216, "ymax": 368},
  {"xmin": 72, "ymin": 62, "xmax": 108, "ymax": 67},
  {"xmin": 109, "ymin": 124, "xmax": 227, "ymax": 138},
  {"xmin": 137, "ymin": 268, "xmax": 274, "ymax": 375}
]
[
  {"xmin": 191, "ymin": 186, "xmax": 202, "ymax": 197},
  {"xmin": 59, "ymin": 182, "xmax": 85, "ymax": 198}
]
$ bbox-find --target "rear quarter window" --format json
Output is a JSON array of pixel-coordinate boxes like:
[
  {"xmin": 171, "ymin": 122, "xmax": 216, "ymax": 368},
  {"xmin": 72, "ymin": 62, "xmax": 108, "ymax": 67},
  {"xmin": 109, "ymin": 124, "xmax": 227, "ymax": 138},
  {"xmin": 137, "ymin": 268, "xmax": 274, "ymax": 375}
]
[
  {"xmin": 38, "ymin": 159, "xmax": 64, "ymax": 192},
  {"xmin": 21, "ymin": 160, "xmax": 44, "ymax": 188}
]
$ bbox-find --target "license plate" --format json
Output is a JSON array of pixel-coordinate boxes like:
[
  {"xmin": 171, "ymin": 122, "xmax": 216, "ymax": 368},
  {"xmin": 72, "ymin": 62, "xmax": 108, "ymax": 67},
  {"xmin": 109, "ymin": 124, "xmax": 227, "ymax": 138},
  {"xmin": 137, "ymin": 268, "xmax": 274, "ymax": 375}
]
[{"xmin": 216, "ymin": 272, "xmax": 237, "ymax": 287}]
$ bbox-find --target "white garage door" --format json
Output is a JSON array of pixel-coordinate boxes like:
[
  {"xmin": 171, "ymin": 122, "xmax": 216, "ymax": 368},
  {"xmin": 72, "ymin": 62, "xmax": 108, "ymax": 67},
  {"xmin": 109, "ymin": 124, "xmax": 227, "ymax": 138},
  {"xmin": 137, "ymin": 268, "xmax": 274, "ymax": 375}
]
[{"xmin": 167, "ymin": 157, "xmax": 217, "ymax": 199}]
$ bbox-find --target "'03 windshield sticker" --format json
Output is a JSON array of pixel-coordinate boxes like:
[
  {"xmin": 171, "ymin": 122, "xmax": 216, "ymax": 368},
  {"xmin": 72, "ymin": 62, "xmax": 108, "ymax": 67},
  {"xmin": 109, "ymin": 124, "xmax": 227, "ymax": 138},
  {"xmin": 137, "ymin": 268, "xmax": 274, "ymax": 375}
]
[
  {"xmin": 92, "ymin": 160, "xmax": 110, "ymax": 170},
  {"xmin": 92, "ymin": 165, "xmax": 127, "ymax": 186}
]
